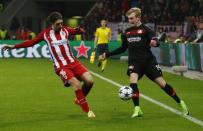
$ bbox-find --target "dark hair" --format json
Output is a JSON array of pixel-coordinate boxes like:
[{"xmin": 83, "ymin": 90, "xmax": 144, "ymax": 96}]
[{"xmin": 47, "ymin": 11, "xmax": 63, "ymax": 23}]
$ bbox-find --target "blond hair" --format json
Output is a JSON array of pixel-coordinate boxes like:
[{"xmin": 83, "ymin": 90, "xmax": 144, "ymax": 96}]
[{"xmin": 126, "ymin": 7, "xmax": 141, "ymax": 18}]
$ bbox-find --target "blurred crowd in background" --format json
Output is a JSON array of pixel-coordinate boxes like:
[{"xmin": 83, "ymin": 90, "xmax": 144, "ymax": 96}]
[
  {"xmin": 84, "ymin": 0, "xmax": 203, "ymax": 43},
  {"xmin": 0, "ymin": 0, "xmax": 203, "ymax": 43}
]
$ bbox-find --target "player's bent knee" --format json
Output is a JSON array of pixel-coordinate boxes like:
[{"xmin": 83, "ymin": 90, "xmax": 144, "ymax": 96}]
[
  {"xmin": 84, "ymin": 78, "xmax": 94, "ymax": 87},
  {"xmin": 129, "ymin": 73, "xmax": 138, "ymax": 83},
  {"xmin": 82, "ymin": 72, "xmax": 94, "ymax": 85},
  {"xmin": 154, "ymin": 77, "xmax": 166, "ymax": 88},
  {"xmin": 159, "ymin": 83, "xmax": 166, "ymax": 88},
  {"xmin": 127, "ymin": 67, "xmax": 136, "ymax": 76},
  {"xmin": 68, "ymin": 78, "xmax": 81, "ymax": 89}
]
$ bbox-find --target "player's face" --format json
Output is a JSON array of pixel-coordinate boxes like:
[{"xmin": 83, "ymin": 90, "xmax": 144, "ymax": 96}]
[
  {"xmin": 53, "ymin": 19, "xmax": 63, "ymax": 32},
  {"xmin": 101, "ymin": 20, "xmax": 107, "ymax": 27},
  {"xmin": 128, "ymin": 13, "xmax": 140, "ymax": 25}
]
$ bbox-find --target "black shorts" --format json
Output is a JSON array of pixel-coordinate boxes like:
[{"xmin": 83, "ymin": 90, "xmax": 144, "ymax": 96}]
[
  {"xmin": 127, "ymin": 57, "xmax": 162, "ymax": 81},
  {"xmin": 97, "ymin": 44, "xmax": 108, "ymax": 55}
]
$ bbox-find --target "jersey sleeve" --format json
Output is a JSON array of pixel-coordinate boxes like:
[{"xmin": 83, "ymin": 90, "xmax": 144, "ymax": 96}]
[
  {"xmin": 108, "ymin": 28, "xmax": 112, "ymax": 38},
  {"xmin": 146, "ymin": 26, "xmax": 159, "ymax": 47},
  {"xmin": 95, "ymin": 28, "xmax": 99, "ymax": 37},
  {"xmin": 64, "ymin": 26, "xmax": 85, "ymax": 35},
  {"xmin": 14, "ymin": 31, "xmax": 44, "ymax": 49},
  {"xmin": 146, "ymin": 26, "xmax": 156, "ymax": 40},
  {"xmin": 106, "ymin": 33, "xmax": 128, "ymax": 57}
]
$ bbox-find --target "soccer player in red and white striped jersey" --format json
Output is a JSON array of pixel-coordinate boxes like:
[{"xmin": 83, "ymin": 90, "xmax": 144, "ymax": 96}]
[{"xmin": 2, "ymin": 11, "xmax": 95, "ymax": 118}]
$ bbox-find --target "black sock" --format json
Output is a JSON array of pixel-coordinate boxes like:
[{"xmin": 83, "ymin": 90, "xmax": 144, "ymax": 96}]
[
  {"xmin": 162, "ymin": 83, "xmax": 181, "ymax": 103},
  {"xmin": 82, "ymin": 83, "xmax": 93, "ymax": 97},
  {"xmin": 130, "ymin": 83, "xmax": 139, "ymax": 106},
  {"xmin": 98, "ymin": 62, "xmax": 101, "ymax": 67}
]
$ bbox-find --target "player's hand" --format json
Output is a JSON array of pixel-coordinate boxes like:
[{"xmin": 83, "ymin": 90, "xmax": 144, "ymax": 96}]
[
  {"xmin": 93, "ymin": 45, "xmax": 97, "ymax": 51},
  {"xmin": 75, "ymin": 27, "xmax": 85, "ymax": 34},
  {"xmin": 2, "ymin": 44, "xmax": 15, "ymax": 51},
  {"xmin": 150, "ymin": 40, "xmax": 157, "ymax": 47}
]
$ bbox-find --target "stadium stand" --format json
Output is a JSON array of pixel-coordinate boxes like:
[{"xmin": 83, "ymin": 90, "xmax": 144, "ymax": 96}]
[
  {"xmin": 84, "ymin": 0, "xmax": 203, "ymax": 42},
  {"xmin": 0, "ymin": 0, "xmax": 202, "ymax": 42}
]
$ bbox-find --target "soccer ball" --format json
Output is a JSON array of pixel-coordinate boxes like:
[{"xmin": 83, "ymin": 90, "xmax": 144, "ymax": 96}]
[{"xmin": 118, "ymin": 86, "xmax": 133, "ymax": 101}]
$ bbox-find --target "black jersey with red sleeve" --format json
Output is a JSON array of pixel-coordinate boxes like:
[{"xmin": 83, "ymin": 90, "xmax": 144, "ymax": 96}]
[{"xmin": 106, "ymin": 24, "xmax": 158, "ymax": 64}]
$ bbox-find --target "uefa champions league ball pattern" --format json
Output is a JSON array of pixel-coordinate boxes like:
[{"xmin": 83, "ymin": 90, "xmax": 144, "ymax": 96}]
[{"xmin": 118, "ymin": 86, "xmax": 133, "ymax": 100}]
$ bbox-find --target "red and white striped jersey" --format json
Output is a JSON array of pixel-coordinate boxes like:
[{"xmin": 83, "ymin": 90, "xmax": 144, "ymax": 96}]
[{"xmin": 14, "ymin": 26, "xmax": 82, "ymax": 69}]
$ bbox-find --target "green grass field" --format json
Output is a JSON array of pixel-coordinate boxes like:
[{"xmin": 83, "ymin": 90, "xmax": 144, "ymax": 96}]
[{"xmin": 0, "ymin": 59, "xmax": 203, "ymax": 131}]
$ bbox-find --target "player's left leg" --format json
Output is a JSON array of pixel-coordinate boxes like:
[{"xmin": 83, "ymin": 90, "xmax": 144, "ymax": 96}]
[
  {"xmin": 101, "ymin": 44, "xmax": 108, "ymax": 72},
  {"xmin": 154, "ymin": 76, "xmax": 181, "ymax": 103},
  {"xmin": 97, "ymin": 44, "xmax": 108, "ymax": 72},
  {"xmin": 145, "ymin": 58, "xmax": 189, "ymax": 115},
  {"xmin": 80, "ymin": 72, "xmax": 94, "ymax": 97},
  {"xmin": 101, "ymin": 59, "xmax": 107, "ymax": 72},
  {"xmin": 154, "ymin": 77, "xmax": 189, "ymax": 115}
]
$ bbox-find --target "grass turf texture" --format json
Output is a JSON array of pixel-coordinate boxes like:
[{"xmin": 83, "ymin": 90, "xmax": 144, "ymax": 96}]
[{"xmin": 0, "ymin": 59, "xmax": 202, "ymax": 131}]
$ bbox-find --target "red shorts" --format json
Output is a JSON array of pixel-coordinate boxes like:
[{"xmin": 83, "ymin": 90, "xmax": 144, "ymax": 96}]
[{"xmin": 56, "ymin": 61, "xmax": 88, "ymax": 87}]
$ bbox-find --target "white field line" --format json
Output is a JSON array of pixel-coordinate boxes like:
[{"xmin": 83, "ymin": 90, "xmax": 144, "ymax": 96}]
[{"xmin": 90, "ymin": 70, "xmax": 203, "ymax": 127}]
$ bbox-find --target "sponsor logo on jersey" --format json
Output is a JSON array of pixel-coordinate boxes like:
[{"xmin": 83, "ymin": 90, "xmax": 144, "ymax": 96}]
[
  {"xmin": 137, "ymin": 29, "xmax": 143, "ymax": 34},
  {"xmin": 126, "ymin": 32, "xmax": 131, "ymax": 35},
  {"xmin": 60, "ymin": 69, "xmax": 68, "ymax": 79},
  {"xmin": 51, "ymin": 39, "xmax": 67, "ymax": 46},
  {"xmin": 127, "ymin": 37, "xmax": 141, "ymax": 42},
  {"xmin": 156, "ymin": 64, "xmax": 161, "ymax": 70}
]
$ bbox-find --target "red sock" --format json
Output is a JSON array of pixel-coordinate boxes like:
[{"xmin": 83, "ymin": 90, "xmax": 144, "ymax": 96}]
[{"xmin": 75, "ymin": 89, "xmax": 90, "ymax": 113}]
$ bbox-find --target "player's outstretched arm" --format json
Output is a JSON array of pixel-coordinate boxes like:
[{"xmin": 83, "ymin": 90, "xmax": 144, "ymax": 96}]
[
  {"xmin": 2, "ymin": 44, "xmax": 15, "ymax": 51},
  {"xmin": 2, "ymin": 31, "xmax": 44, "ymax": 50},
  {"xmin": 146, "ymin": 26, "xmax": 159, "ymax": 47},
  {"xmin": 2, "ymin": 39, "xmax": 39, "ymax": 51},
  {"xmin": 105, "ymin": 34, "xmax": 128, "ymax": 58},
  {"xmin": 65, "ymin": 26, "xmax": 85, "ymax": 35},
  {"xmin": 94, "ymin": 36, "xmax": 98, "ymax": 50}
]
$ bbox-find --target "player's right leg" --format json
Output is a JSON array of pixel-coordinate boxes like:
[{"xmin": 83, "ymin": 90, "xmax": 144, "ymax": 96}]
[
  {"xmin": 97, "ymin": 44, "xmax": 102, "ymax": 68},
  {"xmin": 74, "ymin": 71, "xmax": 94, "ymax": 105},
  {"xmin": 73, "ymin": 62, "xmax": 94, "ymax": 98},
  {"xmin": 68, "ymin": 77, "xmax": 95, "ymax": 118},
  {"xmin": 97, "ymin": 44, "xmax": 108, "ymax": 72},
  {"xmin": 58, "ymin": 68, "xmax": 95, "ymax": 118},
  {"xmin": 73, "ymin": 63, "xmax": 96, "ymax": 117},
  {"xmin": 127, "ymin": 65, "xmax": 143, "ymax": 117}
]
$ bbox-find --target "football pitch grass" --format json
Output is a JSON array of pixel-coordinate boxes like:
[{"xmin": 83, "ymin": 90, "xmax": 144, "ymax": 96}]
[{"xmin": 0, "ymin": 58, "xmax": 203, "ymax": 131}]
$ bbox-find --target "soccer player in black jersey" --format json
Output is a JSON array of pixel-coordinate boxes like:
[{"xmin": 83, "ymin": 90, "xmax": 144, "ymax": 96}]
[{"xmin": 99, "ymin": 7, "xmax": 189, "ymax": 118}]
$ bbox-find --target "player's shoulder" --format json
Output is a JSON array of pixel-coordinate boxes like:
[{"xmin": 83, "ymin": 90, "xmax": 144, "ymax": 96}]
[
  {"xmin": 63, "ymin": 25, "xmax": 72, "ymax": 29},
  {"xmin": 124, "ymin": 26, "xmax": 135, "ymax": 33},
  {"xmin": 96, "ymin": 27, "xmax": 101, "ymax": 30},
  {"xmin": 62, "ymin": 25, "xmax": 73, "ymax": 30},
  {"xmin": 37, "ymin": 27, "xmax": 51, "ymax": 37},
  {"xmin": 106, "ymin": 27, "xmax": 111, "ymax": 32},
  {"xmin": 141, "ymin": 24, "xmax": 154, "ymax": 32},
  {"xmin": 41, "ymin": 27, "xmax": 51, "ymax": 34},
  {"xmin": 106, "ymin": 27, "xmax": 111, "ymax": 30}
]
